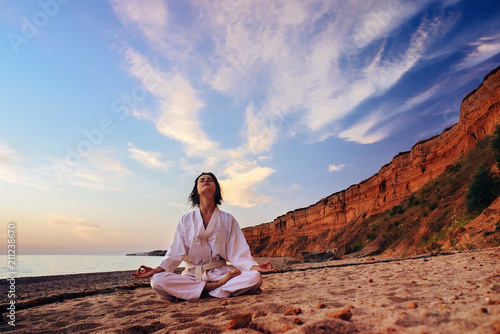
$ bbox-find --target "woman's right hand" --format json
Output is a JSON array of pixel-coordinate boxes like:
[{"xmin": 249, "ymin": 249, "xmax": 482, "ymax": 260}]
[{"xmin": 132, "ymin": 265, "xmax": 160, "ymax": 278}]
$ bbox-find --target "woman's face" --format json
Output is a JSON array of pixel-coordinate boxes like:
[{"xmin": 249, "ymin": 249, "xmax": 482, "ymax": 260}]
[{"xmin": 197, "ymin": 174, "xmax": 216, "ymax": 198}]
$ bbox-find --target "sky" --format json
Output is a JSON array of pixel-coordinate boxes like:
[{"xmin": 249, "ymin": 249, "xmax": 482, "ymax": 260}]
[{"xmin": 1, "ymin": 0, "xmax": 500, "ymax": 255}]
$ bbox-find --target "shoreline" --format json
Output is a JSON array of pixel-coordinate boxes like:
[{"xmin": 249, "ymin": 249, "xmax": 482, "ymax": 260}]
[{"xmin": 0, "ymin": 250, "xmax": 463, "ymax": 307}]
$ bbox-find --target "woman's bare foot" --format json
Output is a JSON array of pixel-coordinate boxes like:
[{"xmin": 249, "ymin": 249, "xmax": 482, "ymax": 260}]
[
  {"xmin": 218, "ymin": 269, "xmax": 241, "ymax": 286},
  {"xmin": 203, "ymin": 269, "xmax": 241, "ymax": 292}
]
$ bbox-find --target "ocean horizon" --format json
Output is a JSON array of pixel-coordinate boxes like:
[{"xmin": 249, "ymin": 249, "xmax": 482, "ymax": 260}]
[{"xmin": 0, "ymin": 255, "xmax": 169, "ymax": 279}]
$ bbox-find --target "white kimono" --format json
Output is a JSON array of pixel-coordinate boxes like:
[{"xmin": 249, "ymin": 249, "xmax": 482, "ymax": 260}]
[{"xmin": 150, "ymin": 207, "xmax": 262, "ymax": 300}]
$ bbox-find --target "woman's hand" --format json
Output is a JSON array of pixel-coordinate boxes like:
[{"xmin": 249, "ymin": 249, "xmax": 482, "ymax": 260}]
[
  {"xmin": 251, "ymin": 261, "xmax": 278, "ymax": 273},
  {"xmin": 132, "ymin": 265, "xmax": 163, "ymax": 278}
]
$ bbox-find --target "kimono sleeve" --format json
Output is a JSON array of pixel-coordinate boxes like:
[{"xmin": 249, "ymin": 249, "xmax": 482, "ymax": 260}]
[
  {"xmin": 226, "ymin": 214, "xmax": 258, "ymax": 271},
  {"xmin": 158, "ymin": 219, "xmax": 187, "ymax": 272}
]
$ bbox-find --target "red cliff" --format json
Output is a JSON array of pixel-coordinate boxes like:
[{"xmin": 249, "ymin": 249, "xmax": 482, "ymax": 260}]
[{"xmin": 243, "ymin": 65, "xmax": 500, "ymax": 257}]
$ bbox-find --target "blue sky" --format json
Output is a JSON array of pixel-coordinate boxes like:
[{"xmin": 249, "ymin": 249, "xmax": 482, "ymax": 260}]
[{"xmin": 1, "ymin": 0, "xmax": 499, "ymax": 255}]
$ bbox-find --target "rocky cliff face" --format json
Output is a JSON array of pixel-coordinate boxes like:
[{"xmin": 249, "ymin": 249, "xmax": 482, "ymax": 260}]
[{"xmin": 243, "ymin": 65, "xmax": 500, "ymax": 257}]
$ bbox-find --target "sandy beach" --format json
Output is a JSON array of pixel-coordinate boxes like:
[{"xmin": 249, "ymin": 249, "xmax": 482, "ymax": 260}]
[{"xmin": 1, "ymin": 248, "xmax": 499, "ymax": 333}]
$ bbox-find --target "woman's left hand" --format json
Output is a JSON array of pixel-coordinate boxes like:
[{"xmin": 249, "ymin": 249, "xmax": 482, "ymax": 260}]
[{"xmin": 251, "ymin": 261, "xmax": 278, "ymax": 273}]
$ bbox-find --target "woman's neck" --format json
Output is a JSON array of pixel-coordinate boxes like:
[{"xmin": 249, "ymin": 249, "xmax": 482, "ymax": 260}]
[{"xmin": 199, "ymin": 197, "xmax": 216, "ymax": 227}]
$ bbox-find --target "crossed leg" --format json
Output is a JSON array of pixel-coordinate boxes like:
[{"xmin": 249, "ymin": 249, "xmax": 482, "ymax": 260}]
[{"xmin": 150, "ymin": 269, "xmax": 262, "ymax": 301}]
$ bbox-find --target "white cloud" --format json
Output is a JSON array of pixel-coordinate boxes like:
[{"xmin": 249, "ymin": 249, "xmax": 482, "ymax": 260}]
[
  {"xmin": 38, "ymin": 214, "xmax": 106, "ymax": 240},
  {"xmin": 51, "ymin": 149, "xmax": 130, "ymax": 191},
  {"xmin": 124, "ymin": 48, "xmax": 217, "ymax": 157},
  {"xmin": 110, "ymin": 0, "xmax": 457, "ymax": 204},
  {"xmin": 454, "ymin": 34, "xmax": 500, "ymax": 71},
  {"xmin": 0, "ymin": 141, "xmax": 49, "ymax": 188},
  {"xmin": 244, "ymin": 104, "xmax": 279, "ymax": 154},
  {"xmin": 219, "ymin": 159, "xmax": 275, "ymax": 208},
  {"xmin": 128, "ymin": 143, "xmax": 170, "ymax": 169},
  {"xmin": 352, "ymin": 2, "xmax": 423, "ymax": 49},
  {"xmin": 194, "ymin": 0, "xmax": 441, "ymax": 150},
  {"xmin": 110, "ymin": 0, "xmax": 168, "ymax": 48},
  {"xmin": 338, "ymin": 113, "xmax": 392, "ymax": 144},
  {"xmin": 118, "ymin": 47, "xmax": 276, "ymax": 207},
  {"xmin": 328, "ymin": 163, "xmax": 346, "ymax": 172}
]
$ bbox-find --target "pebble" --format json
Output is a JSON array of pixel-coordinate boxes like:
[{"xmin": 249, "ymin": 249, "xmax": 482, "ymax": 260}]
[
  {"xmin": 327, "ymin": 309, "xmax": 353, "ymax": 321},
  {"xmin": 253, "ymin": 310, "xmax": 267, "ymax": 318},
  {"xmin": 316, "ymin": 302, "xmax": 327, "ymax": 309},
  {"xmin": 369, "ymin": 279, "xmax": 374, "ymax": 283},
  {"xmin": 293, "ymin": 317, "xmax": 303, "ymax": 325},
  {"xmin": 485, "ymin": 297, "xmax": 500, "ymax": 305},
  {"xmin": 480, "ymin": 308, "xmax": 488, "ymax": 314},
  {"xmin": 436, "ymin": 304, "xmax": 451, "ymax": 312},
  {"xmin": 408, "ymin": 301, "xmax": 418, "ymax": 309},
  {"xmin": 280, "ymin": 324, "xmax": 292, "ymax": 332},
  {"xmin": 284, "ymin": 307, "xmax": 302, "ymax": 315},
  {"xmin": 221, "ymin": 300, "xmax": 228, "ymax": 306},
  {"xmin": 226, "ymin": 313, "xmax": 252, "ymax": 330}
]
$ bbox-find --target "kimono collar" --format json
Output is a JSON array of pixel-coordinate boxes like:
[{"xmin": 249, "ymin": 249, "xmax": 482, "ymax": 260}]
[{"xmin": 197, "ymin": 206, "xmax": 220, "ymax": 232}]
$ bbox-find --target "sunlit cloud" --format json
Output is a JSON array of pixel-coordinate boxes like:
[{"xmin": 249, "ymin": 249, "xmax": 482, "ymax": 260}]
[
  {"xmin": 38, "ymin": 214, "xmax": 106, "ymax": 240},
  {"xmin": 454, "ymin": 34, "xmax": 500, "ymax": 71},
  {"xmin": 338, "ymin": 113, "xmax": 392, "ymax": 144},
  {"xmin": 128, "ymin": 143, "xmax": 171, "ymax": 169},
  {"xmin": 124, "ymin": 48, "xmax": 218, "ymax": 157},
  {"xmin": 109, "ymin": 0, "xmax": 469, "ymax": 204},
  {"xmin": 196, "ymin": 0, "xmax": 446, "ymax": 149},
  {"xmin": 328, "ymin": 163, "xmax": 346, "ymax": 172},
  {"xmin": 219, "ymin": 159, "xmax": 275, "ymax": 208}
]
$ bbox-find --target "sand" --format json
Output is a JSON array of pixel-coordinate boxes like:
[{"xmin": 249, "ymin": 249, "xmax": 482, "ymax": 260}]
[{"xmin": 1, "ymin": 248, "xmax": 499, "ymax": 333}]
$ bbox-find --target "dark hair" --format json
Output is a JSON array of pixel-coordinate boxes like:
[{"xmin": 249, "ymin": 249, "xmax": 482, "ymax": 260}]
[{"xmin": 188, "ymin": 172, "xmax": 223, "ymax": 208}]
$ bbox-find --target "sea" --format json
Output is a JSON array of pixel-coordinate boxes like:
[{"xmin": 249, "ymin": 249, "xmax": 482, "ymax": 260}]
[{"xmin": 0, "ymin": 255, "xmax": 168, "ymax": 279}]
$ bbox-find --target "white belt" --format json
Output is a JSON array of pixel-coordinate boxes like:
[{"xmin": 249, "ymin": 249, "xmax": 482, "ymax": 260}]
[{"xmin": 185, "ymin": 260, "xmax": 227, "ymax": 281}]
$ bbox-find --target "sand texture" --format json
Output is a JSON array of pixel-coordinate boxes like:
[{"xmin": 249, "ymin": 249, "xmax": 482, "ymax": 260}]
[{"xmin": 1, "ymin": 248, "xmax": 500, "ymax": 333}]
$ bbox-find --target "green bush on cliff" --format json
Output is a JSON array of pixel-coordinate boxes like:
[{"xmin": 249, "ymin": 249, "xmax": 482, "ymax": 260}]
[
  {"xmin": 466, "ymin": 166, "xmax": 496, "ymax": 213},
  {"xmin": 492, "ymin": 125, "xmax": 500, "ymax": 169}
]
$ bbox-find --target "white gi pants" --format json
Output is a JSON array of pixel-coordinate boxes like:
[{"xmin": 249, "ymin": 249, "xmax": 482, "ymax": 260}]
[{"xmin": 150, "ymin": 266, "xmax": 262, "ymax": 301}]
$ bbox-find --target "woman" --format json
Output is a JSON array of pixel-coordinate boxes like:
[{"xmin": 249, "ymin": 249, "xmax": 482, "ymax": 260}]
[{"xmin": 133, "ymin": 172, "xmax": 277, "ymax": 301}]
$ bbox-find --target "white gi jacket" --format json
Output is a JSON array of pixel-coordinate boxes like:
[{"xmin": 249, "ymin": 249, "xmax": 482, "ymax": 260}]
[{"xmin": 159, "ymin": 207, "xmax": 258, "ymax": 281}]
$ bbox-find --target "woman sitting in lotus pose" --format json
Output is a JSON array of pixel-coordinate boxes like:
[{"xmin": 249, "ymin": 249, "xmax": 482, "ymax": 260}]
[{"xmin": 133, "ymin": 172, "xmax": 276, "ymax": 300}]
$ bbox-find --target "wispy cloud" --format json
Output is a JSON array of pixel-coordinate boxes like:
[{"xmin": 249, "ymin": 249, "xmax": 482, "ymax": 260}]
[
  {"xmin": 50, "ymin": 149, "xmax": 130, "ymax": 190},
  {"xmin": 124, "ymin": 48, "xmax": 218, "ymax": 157},
  {"xmin": 110, "ymin": 0, "xmax": 169, "ymax": 48},
  {"xmin": 38, "ymin": 214, "xmax": 106, "ymax": 240},
  {"xmin": 338, "ymin": 112, "xmax": 393, "ymax": 144},
  {"xmin": 454, "ymin": 34, "xmax": 500, "ymax": 71},
  {"xmin": 0, "ymin": 140, "xmax": 48, "ymax": 187},
  {"xmin": 328, "ymin": 163, "xmax": 346, "ymax": 172},
  {"xmin": 109, "ymin": 1, "xmax": 279, "ymax": 207},
  {"xmin": 128, "ymin": 143, "xmax": 171, "ymax": 170},
  {"xmin": 0, "ymin": 140, "xmax": 22, "ymax": 183},
  {"xmin": 196, "ymin": 0, "xmax": 443, "ymax": 149},
  {"xmin": 109, "ymin": 0, "xmax": 463, "ymax": 204}
]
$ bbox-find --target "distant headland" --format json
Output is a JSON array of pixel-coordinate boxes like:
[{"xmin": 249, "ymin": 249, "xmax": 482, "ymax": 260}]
[{"xmin": 126, "ymin": 250, "xmax": 167, "ymax": 256}]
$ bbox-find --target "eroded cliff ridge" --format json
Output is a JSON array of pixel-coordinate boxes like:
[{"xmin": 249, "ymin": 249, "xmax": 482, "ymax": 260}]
[{"xmin": 243, "ymin": 65, "xmax": 500, "ymax": 258}]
